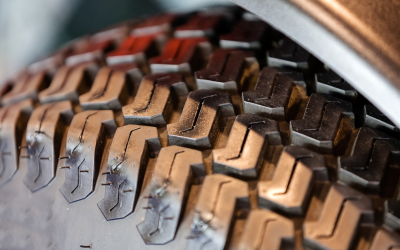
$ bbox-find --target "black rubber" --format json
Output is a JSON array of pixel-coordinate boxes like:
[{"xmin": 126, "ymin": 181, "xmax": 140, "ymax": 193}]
[{"xmin": 0, "ymin": 5, "xmax": 399, "ymax": 250}]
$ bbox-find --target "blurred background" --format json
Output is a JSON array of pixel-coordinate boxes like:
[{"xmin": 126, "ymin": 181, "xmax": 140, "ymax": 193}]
[{"xmin": 0, "ymin": 0, "xmax": 231, "ymax": 81}]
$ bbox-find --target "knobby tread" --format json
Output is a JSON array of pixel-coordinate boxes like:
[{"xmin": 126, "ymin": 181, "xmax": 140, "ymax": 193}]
[{"xmin": 0, "ymin": 5, "xmax": 399, "ymax": 250}]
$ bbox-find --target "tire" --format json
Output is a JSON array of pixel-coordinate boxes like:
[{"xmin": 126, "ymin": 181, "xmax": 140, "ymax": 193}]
[{"xmin": 0, "ymin": 5, "xmax": 399, "ymax": 250}]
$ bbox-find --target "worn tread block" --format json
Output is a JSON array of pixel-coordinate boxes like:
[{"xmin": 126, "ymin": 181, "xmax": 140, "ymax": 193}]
[
  {"xmin": 65, "ymin": 38, "xmax": 114, "ymax": 66},
  {"xmin": 243, "ymin": 67, "xmax": 306, "ymax": 120},
  {"xmin": 213, "ymin": 114, "xmax": 281, "ymax": 178},
  {"xmin": 59, "ymin": 110, "xmax": 117, "ymax": 203},
  {"xmin": 79, "ymin": 64, "xmax": 142, "ymax": 110},
  {"xmin": 167, "ymin": 89, "xmax": 235, "ymax": 150},
  {"xmin": 258, "ymin": 146, "xmax": 328, "ymax": 215},
  {"xmin": 195, "ymin": 49, "xmax": 258, "ymax": 92},
  {"xmin": 149, "ymin": 37, "xmax": 212, "ymax": 76},
  {"xmin": 1, "ymin": 72, "xmax": 49, "ymax": 106},
  {"xmin": 123, "ymin": 73, "xmax": 188, "ymax": 126},
  {"xmin": 186, "ymin": 174, "xmax": 249, "ymax": 250},
  {"xmin": 106, "ymin": 34, "xmax": 166, "ymax": 66},
  {"xmin": 338, "ymin": 127, "xmax": 400, "ymax": 197},
  {"xmin": 39, "ymin": 62, "xmax": 99, "ymax": 104},
  {"xmin": 290, "ymin": 93, "xmax": 354, "ymax": 153},
  {"xmin": 22, "ymin": 101, "xmax": 75, "ymax": 192},
  {"xmin": 98, "ymin": 124, "xmax": 161, "ymax": 220},
  {"xmin": 220, "ymin": 19, "xmax": 269, "ymax": 49},
  {"xmin": 238, "ymin": 209, "xmax": 295, "ymax": 250},
  {"xmin": 0, "ymin": 100, "xmax": 34, "ymax": 186},
  {"xmin": 137, "ymin": 145, "xmax": 205, "ymax": 244},
  {"xmin": 304, "ymin": 183, "xmax": 374, "ymax": 250}
]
